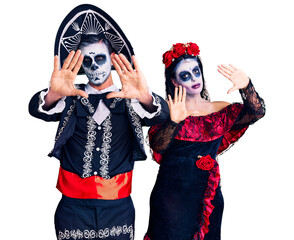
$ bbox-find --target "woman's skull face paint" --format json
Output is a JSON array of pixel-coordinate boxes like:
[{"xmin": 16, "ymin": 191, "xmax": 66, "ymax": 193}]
[
  {"xmin": 174, "ymin": 58, "xmax": 203, "ymax": 95},
  {"xmin": 80, "ymin": 42, "xmax": 111, "ymax": 86}
]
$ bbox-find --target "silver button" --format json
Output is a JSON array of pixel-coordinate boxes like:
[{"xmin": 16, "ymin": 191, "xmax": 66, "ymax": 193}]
[
  {"xmin": 96, "ymin": 147, "xmax": 100, "ymax": 151},
  {"xmin": 97, "ymin": 126, "xmax": 102, "ymax": 130},
  {"xmin": 94, "ymin": 171, "xmax": 97, "ymax": 175}
]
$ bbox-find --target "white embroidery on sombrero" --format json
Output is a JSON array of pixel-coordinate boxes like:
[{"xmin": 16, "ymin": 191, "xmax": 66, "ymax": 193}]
[
  {"xmin": 72, "ymin": 22, "xmax": 80, "ymax": 31},
  {"xmin": 58, "ymin": 8, "xmax": 132, "ymax": 67},
  {"xmin": 62, "ymin": 33, "xmax": 81, "ymax": 53},
  {"xmin": 105, "ymin": 32, "xmax": 124, "ymax": 53},
  {"xmin": 81, "ymin": 12, "xmax": 104, "ymax": 35},
  {"xmin": 61, "ymin": 11, "xmax": 105, "ymax": 54},
  {"xmin": 105, "ymin": 22, "xmax": 111, "ymax": 31}
]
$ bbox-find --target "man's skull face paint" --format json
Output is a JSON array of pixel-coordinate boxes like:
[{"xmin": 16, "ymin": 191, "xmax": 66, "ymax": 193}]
[{"xmin": 80, "ymin": 42, "xmax": 111, "ymax": 86}]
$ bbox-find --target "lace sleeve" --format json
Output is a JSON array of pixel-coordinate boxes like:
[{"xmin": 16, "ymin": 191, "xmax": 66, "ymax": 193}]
[
  {"xmin": 149, "ymin": 119, "xmax": 182, "ymax": 154},
  {"xmin": 232, "ymin": 79, "xmax": 266, "ymax": 130}
]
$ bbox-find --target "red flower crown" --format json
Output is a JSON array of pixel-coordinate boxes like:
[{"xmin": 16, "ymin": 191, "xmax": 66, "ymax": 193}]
[{"xmin": 162, "ymin": 42, "xmax": 200, "ymax": 68}]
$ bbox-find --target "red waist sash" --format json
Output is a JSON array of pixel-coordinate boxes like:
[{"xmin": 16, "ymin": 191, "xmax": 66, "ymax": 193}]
[{"xmin": 57, "ymin": 167, "xmax": 133, "ymax": 200}]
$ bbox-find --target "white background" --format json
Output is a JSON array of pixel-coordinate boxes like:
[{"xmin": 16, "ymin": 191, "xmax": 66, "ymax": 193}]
[{"xmin": 1, "ymin": 0, "xmax": 293, "ymax": 239}]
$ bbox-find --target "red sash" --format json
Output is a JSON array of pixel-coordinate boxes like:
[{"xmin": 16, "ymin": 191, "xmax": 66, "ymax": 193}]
[{"xmin": 57, "ymin": 167, "xmax": 132, "ymax": 200}]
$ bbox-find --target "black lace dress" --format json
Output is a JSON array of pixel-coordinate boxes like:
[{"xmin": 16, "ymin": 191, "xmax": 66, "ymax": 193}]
[{"xmin": 144, "ymin": 80, "xmax": 265, "ymax": 240}]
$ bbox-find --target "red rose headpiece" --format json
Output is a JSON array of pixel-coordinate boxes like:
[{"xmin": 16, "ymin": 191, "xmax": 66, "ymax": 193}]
[{"xmin": 162, "ymin": 42, "xmax": 200, "ymax": 68}]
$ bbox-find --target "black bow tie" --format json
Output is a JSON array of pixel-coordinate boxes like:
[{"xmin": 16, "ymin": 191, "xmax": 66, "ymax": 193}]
[{"xmin": 76, "ymin": 92, "xmax": 125, "ymax": 116}]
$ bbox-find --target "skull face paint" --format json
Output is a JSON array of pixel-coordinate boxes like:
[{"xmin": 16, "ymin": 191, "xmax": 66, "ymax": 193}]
[
  {"xmin": 80, "ymin": 42, "xmax": 111, "ymax": 86},
  {"xmin": 174, "ymin": 58, "xmax": 203, "ymax": 95}
]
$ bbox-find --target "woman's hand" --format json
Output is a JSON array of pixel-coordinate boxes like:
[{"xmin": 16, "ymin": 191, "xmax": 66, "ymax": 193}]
[
  {"xmin": 167, "ymin": 86, "xmax": 197, "ymax": 123},
  {"xmin": 217, "ymin": 64, "xmax": 250, "ymax": 94}
]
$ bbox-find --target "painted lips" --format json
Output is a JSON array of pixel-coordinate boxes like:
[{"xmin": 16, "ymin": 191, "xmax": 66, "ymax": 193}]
[
  {"xmin": 192, "ymin": 83, "xmax": 201, "ymax": 89},
  {"xmin": 89, "ymin": 71, "xmax": 106, "ymax": 80}
]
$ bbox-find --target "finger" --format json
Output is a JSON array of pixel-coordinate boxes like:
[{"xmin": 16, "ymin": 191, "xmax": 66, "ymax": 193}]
[
  {"xmin": 119, "ymin": 54, "xmax": 134, "ymax": 72},
  {"xmin": 217, "ymin": 68, "xmax": 232, "ymax": 80},
  {"xmin": 106, "ymin": 91, "xmax": 125, "ymax": 99},
  {"xmin": 221, "ymin": 64, "xmax": 234, "ymax": 72},
  {"xmin": 62, "ymin": 51, "xmax": 75, "ymax": 69},
  {"xmin": 74, "ymin": 89, "xmax": 88, "ymax": 98},
  {"xmin": 68, "ymin": 50, "xmax": 82, "ymax": 71},
  {"xmin": 53, "ymin": 55, "xmax": 60, "ymax": 72},
  {"xmin": 182, "ymin": 87, "xmax": 187, "ymax": 103},
  {"xmin": 227, "ymin": 85, "xmax": 238, "ymax": 94},
  {"xmin": 174, "ymin": 87, "xmax": 178, "ymax": 103},
  {"xmin": 168, "ymin": 94, "xmax": 173, "ymax": 106},
  {"xmin": 114, "ymin": 54, "xmax": 128, "ymax": 73},
  {"xmin": 188, "ymin": 110, "xmax": 199, "ymax": 116},
  {"xmin": 167, "ymin": 96, "xmax": 171, "ymax": 108},
  {"xmin": 229, "ymin": 64, "xmax": 239, "ymax": 71},
  {"xmin": 178, "ymin": 85, "xmax": 183, "ymax": 102},
  {"xmin": 218, "ymin": 65, "xmax": 232, "ymax": 76},
  {"xmin": 132, "ymin": 55, "xmax": 140, "ymax": 72},
  {"xmin": 72, "ymin": 54, "xmax": 84, "ymax": 74},
  {"xmin": 111, "ymin": 55, "xmax": 123, "ymax": 76}
]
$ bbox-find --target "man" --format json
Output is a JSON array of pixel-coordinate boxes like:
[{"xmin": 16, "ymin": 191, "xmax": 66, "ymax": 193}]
[{"xmin": 29, "ymin": 4, "xmax": 168, "ymax": 240}]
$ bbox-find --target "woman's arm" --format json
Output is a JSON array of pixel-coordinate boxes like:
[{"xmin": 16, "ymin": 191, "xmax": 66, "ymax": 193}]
[
  {"xmin": 149, "ymin": 119, "xmax": 180, "ymax": 154},
  {"xmin": 232, "ymin": 79, "xmax": 265, "ymax": 129},
  {"xmin": 217, "ymin": 64, "xmax": 265, "ymax": 129},
  {"xmin": 149, "ymin": 86, "xmax": 195, "ymax": 153}
]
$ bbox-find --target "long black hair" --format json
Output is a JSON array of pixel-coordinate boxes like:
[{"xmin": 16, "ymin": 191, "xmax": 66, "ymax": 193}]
[{"xmin": 164, "ymin": 54, "xmax": 210, "ymax": 100}]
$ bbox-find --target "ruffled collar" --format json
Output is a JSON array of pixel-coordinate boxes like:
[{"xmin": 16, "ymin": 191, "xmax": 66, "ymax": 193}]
[{"xmin": 175, "ymin": 103, "xmax": 244, "ymax": 142}]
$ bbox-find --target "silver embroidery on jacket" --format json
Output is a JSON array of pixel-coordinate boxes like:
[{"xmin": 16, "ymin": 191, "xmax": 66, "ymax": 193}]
[
  {"xmin": 81, "ymin": 97, "xmax": 95, "ymax": 113},
  {"xmin": 126, "ymin": 99, "xmax": 144, "ymax": 145},
  {"xmin": 110, "ymin": 97, "xmax": 122, "ymax": 109},
  {"xmin": 55, "ymin": 100, "xmax": 76, "ymax": 142},
  {"xmin": 82, "ymin": 116, "xmax": 97, "ymax": 178},
  {"xmin": 99, "ymin": 114, "xmax": 112, "ymax": 179}
]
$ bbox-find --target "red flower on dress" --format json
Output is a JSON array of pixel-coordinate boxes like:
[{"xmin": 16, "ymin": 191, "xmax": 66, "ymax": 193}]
[{"xmin": 196, "ymin": 155, "xmax": 215, "ymax": 170}]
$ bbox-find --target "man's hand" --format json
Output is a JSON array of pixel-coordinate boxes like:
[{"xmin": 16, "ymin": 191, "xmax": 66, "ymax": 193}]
[
  {"xmin": 107, "ymin": 53, "xmax": 155, "ymax": 111},
  {"xmin": 107, "ymin": 54, "xmax": 149, "ymax": 99},
  {"xmin": 50, "ymin": 50, "xmax": 88, "ymax": 98},
  {"xmin": 44, "ymin": 50, "xmax": 88, "ymax": 109}
]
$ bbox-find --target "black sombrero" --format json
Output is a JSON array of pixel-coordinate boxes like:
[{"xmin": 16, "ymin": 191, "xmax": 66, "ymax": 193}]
[{"xmin": 54, "ymin": 4, "xmax": 135, "ymax": 74}]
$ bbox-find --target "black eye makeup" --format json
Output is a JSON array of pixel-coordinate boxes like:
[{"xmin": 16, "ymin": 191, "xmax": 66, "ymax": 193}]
[
  {"xmin": 83, "ymin": 56, "xmax": 92, "ymax": 68},
  {"xmin": 193, "ymin": 67, "xmax": 200, "ymax": 77},
  {"xmin": 179, "ymin": 71, "xmax": 191, "ymax": 81},
  {"xmin": 94, "ymin": 54, "xmax": 106, "ymax": 65}
]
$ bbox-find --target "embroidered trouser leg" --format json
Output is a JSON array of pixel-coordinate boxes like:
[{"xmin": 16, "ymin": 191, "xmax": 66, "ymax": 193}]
[{"xmin": 55, "ymin": 195, "xmax": 135, "ymax": 240}]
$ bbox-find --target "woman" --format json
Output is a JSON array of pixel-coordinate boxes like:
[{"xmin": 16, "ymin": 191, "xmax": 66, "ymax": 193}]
[{"xmin": 144, "ymin": 43, "xmax": 265, "ymax": 240}]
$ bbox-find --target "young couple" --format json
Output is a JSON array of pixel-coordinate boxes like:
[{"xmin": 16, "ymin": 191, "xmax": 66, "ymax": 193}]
[{"xmin": 29, "ymin": 4, "xmax": 265, "ymax": 240}]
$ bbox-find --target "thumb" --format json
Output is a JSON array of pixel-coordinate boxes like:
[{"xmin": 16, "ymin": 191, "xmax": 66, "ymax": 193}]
[
  {"xmin": 106, "ymin": 91, "xmax": 125, "ymax": 99},
  {"xmin": 75, "ymin": 89, "xmax": 88, "ymax": 98},
  {"xmin": 188, "ymin": 110, "xmax": 199, "ymax": 116},
  {"xmin": 227, "ymin": 86, "xmax": 238, "ymax": 94}
]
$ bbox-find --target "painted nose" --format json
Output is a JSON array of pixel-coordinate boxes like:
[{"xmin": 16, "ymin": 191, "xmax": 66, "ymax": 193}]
[
  {"xmin": 191, "ymin": 75, "xmax": 197, "ymax": 82},
  {"xmin": 91, "ymin": 64, "xmax": 99, "ymax": 71}
]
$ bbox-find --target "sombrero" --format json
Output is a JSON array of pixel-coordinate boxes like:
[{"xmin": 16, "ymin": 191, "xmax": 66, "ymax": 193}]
[{"xmin": 54, "ymin": 4, "xmax": 135, "ymax": 74}]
